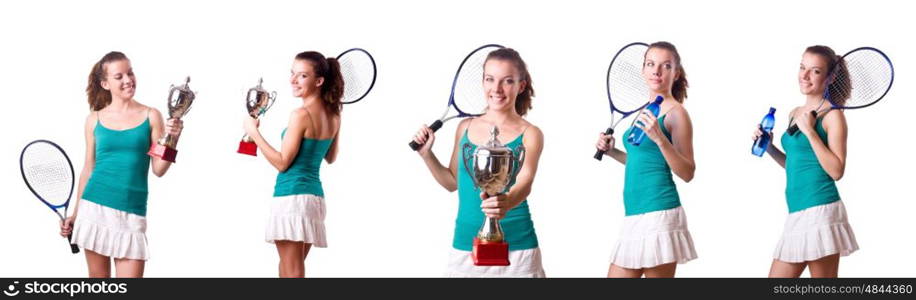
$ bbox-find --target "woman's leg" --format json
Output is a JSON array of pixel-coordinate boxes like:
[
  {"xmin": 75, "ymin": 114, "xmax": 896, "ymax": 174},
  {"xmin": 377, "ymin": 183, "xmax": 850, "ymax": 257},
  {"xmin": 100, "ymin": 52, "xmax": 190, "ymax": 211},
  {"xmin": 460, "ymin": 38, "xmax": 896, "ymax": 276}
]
[
  {"xmin": 85, "ymin": 250, "xmax": 111, "ymax": 278},
  {"xmin": 807, "ymin": 254, "xmax": 840, "ymax": 278},
  {"xmin": 769, "ymin": 259, "xmax": 806, "ymax": 278},
  {"xmin": 607, "ymin": 263, "xmax": 644, "ymax": 278},
  {"xmin": 276, "ymin": 241, "xmax": 312, "ymax": 278},
  {"xmin": 643, "ymin": 262, "xmax": 677, "ymax": 278},
  {"xmin": 113, "ymin": 258, "xmax": 145, "ymax": 278}
]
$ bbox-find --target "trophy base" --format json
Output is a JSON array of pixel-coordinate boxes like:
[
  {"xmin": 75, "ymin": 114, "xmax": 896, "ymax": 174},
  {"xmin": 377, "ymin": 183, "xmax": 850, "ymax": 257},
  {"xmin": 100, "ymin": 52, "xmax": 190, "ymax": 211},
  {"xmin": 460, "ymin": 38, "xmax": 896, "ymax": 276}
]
[
  {"xmin": 237, "ymin": 141, "xmax": 257, "ymax": 156},
  {"xmin": 472, "ymin": 238, "xmax": 510, "ymax": 266},
  {"xmin": 148, "ymin": 144, "xmax": 177, "ymax": 163}
]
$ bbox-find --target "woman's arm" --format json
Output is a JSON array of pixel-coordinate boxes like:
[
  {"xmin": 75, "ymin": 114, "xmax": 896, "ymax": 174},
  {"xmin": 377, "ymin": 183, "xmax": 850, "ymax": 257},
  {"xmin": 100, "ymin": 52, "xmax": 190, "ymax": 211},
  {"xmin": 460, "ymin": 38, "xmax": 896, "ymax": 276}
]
[
  {"xmin": 245, "ymin": 108, "xmax": 307, "ymax": 172},
  {"xmin": 797, "ymin": 109, "xmax": 847, "ymax": 180},
  {"xmin": 324, "ymin": 115, "xmax": 341, "ymax": 164},
  {"xmin": 413, "ymin": 118, "xmax": 471, "ymax": 192},
  {"xmin": 63, "ymin": 113, "xmax": 96, "ymax": 237},
  {"xmin": 75, "ymin": 113, "xmax": 97, "ymax": 215},
  {"xmin": 481, "ymin": 126, "xmax": 544, "ymax": 219},
  {"xmin": 639, "ymin": 106, "xmax": 695, "ymax": 182},
  {"xmin": 149, "ymin": 108, "xmax": 182, "ymax": 177}
]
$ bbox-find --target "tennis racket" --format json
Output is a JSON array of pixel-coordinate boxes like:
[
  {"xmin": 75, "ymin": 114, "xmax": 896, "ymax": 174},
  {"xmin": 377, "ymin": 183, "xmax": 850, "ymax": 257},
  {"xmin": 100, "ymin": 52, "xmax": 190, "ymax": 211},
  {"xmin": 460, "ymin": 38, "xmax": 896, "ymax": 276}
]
[
  {"xmin": 337, "ymin": 48, "xmax": 377, "ymax": 104},
  {"xmin": 19, "ymin": 140, "xmax": 80, "ymax": 254},
  {"xmin": 408, "ymin": 44, "xmax": 505, "ymax": 151},
  {"xmin": 593, "ymin": 42, "xmax": 651, "ymax": 160},
  {"xmin": 787, "ymin": 47, "xmax": 894, "ymax": 135}
]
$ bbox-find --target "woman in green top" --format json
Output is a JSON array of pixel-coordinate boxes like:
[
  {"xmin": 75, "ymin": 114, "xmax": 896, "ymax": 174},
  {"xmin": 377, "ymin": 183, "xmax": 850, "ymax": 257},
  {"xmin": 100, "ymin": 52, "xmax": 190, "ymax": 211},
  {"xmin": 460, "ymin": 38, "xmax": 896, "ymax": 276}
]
[
  {"xmin": 752, "ymin": 45, "xmax": 858, "ymax": 278},
  {"xmin": 243, "ymin": 51, "xmax": 342, "ymax": 278},
  {"xmin": 412, "ymin": 48, "xmax": 546, "ymax": 277},
  {"xmin": 596, "ymin": 41, "xmax": 697, "ymax": 278},
  {"xmin": 58, "ymin": 51, "xmax": 184, "ymax": 277}
]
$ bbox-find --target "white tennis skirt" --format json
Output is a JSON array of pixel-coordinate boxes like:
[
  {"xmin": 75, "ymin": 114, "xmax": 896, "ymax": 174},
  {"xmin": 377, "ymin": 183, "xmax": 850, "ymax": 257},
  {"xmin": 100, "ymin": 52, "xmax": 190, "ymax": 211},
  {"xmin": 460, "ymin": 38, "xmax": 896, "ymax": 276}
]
[
  {"xmin": 773, "ymin": 200, "xmax": 858, "ymax": 263},
  {"xmin": 265, "ymin": 194, "xmax": 327, "ymax": 248},
  {"xmin": 609, "ymin": 206, "xmax": 697, "ymax": 269},
  {"xmin": 71, "ymin": 200, "xmax": 149, "ymax": 260},
  {"xmin": 445, "ymin": 247, "xmax": 546, "ymax": 278}
]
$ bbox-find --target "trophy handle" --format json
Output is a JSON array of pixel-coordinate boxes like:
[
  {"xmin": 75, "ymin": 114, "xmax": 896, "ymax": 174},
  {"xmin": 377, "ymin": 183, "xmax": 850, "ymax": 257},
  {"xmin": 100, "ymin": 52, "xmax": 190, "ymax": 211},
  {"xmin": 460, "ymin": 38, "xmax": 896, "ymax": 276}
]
[
  {"xmin": 461, "ymin": 143, "xmax": 477, "ymax": 186},
  {"xmin": 182, "ymin": 90, "xmax": 194, "ymax": 115},
  {"xmin": 510, "ymin": 145, "xmax": 527, "ymax": 182},
  {"xmin": 167, "ymin": 84, "xmax": 178, "ymax": 116},
  {"xmin": 264, "ymin": 91, "xmax": 277, "ymax": 116}
]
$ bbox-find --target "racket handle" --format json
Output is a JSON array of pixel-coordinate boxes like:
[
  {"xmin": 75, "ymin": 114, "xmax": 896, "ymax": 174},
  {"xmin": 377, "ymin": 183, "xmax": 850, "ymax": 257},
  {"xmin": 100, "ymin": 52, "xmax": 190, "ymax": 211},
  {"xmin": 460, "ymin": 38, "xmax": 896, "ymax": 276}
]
[
  {"xmin": 594, "ymin": 128, "xmax": 615, "ymax": 161},
  {"xmin": 409, "ymin": 120, "xmax": 443, "ymax": 151},
  {"xmin": 67, "ymin": 233, "xmax": 80, "ymax": 254},
  {"xmin": 786, "ymin": 110, "xmax": 817, "ymax": 135}
]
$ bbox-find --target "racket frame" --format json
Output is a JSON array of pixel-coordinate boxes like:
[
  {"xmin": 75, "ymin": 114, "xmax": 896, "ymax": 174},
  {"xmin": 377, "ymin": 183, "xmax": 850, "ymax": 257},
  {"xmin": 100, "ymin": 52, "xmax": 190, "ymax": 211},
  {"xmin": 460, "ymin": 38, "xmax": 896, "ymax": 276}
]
[{"xmin": 19, "ymin": 139, "xmax": 80, "ymax": 254}]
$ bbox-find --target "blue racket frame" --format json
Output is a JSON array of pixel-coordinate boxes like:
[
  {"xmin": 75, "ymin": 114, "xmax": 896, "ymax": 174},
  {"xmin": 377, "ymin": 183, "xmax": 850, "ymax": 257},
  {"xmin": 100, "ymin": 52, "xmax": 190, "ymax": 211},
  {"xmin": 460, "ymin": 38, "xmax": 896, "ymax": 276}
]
[
  {"xmin": 409, "ymin": 43, "xmax": 506, "ymax": 151},
  {"xmin": 19, "ymin": 139, "xmax": 80, "ymax": 254},
  {"xmin": 594, "ymin": 42, "xmax": 651, "ymax": 160}
]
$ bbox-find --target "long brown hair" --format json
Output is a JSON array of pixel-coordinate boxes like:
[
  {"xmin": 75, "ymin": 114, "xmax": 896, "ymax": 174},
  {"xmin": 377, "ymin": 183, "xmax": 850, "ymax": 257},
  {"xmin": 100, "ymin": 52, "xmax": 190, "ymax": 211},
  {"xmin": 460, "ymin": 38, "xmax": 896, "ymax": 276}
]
[
  {"xmin": 805, "ymin": 45, "xmax": 850, "ymax": 106},
  {"xmin": 485, "ymin": 48, "xmax": 535, "ymax": 116},
  {"xmin": 86, "ymin": 51, "xmax": 129, "ymax": 111},
  {"xmin": 646, "ymin": 41, "xmax": 689, "ymax": 103},
  {"xmin": 295, "ymin": 51, "xmax": 343, "ymax": 116}
]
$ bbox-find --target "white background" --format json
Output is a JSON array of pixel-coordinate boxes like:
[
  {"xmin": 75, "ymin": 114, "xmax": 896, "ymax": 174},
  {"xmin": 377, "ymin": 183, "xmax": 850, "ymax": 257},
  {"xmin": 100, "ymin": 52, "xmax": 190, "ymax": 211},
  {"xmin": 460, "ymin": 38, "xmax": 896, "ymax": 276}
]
[{"xmin": 1, "ymin": 0, "xmax": 913, "ymax": 277}]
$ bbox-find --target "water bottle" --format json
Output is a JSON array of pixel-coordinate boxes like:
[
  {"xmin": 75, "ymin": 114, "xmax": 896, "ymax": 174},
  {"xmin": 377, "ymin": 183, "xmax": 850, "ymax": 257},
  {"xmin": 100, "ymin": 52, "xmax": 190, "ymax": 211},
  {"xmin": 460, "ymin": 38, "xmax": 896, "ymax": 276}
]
[
  {"xmin": 627, "ymin": 95, "xmax": 664, "ymax": 146},
  {"xmin": 752, "ymin": 107, "xmax": 776, "ymax": 157}
]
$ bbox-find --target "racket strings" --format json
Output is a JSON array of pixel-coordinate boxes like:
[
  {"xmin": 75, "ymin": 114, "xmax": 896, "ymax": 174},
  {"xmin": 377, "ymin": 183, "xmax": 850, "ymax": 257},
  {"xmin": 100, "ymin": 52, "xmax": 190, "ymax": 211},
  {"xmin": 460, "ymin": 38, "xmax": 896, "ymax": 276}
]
[
  {"xmin": 339, "ymin": 52, "xmax": 376, "ymax": 103},
  {"xmin": 452, "ymin": 47, "xmax": 499, "ymax": 116},
  {"xmin": 608, "ymin": 45, "xmax": 650, "ymax": 114},
  {"xmin": 22, "ymin": 144, "xmax": 72, "ymax": 206},
  {"xmin": 833, "ymin": 50, "xmax": 893, "ymax": 108}
]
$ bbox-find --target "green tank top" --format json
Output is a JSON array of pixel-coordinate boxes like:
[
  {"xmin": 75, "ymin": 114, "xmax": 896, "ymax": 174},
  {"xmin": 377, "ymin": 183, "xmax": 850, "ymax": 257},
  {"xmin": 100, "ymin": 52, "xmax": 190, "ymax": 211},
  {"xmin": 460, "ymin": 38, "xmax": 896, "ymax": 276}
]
[
  {"xmin": 781, "ymin": 117, "xmax": 840, "ymax": 212},
  {"xmin": 273, "ymin": 128, "xmax": 334, "ymax": 197},
  {"xmin": 621, "ymin": 114, "xmax": 681, "ymax": 216},
  {"xmin": 82, "ymin": 117, "xmax": 152, "ymax": 216},
  {"xmin": 454, "ymin": 128, "xmax": 538, "ymax": 251}
]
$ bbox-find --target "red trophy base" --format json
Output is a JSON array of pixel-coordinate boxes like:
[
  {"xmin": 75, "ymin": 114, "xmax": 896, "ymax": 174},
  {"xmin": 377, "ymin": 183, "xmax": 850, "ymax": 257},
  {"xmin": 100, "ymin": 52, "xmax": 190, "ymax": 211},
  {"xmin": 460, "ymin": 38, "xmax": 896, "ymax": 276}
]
[
  {"xmin": 148, "ymin": 144, "xmax": 177, "ymax": 163},
  {"xmin": 472, "ymin": 238, "xmax": 510, "ymax": 266},
  {"xmin": 237, "ymin": 141, "xmax": 257, "ymax": 156}
]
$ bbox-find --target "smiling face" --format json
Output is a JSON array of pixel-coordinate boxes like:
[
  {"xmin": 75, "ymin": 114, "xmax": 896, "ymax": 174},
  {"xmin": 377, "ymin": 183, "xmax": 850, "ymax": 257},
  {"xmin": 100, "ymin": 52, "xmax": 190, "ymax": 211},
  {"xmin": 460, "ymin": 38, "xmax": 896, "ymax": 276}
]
[
  {"xmin": 290, "ymin": 59, "xmax": 324, "ymax": 98},
  {"xmin": 798, "ymin": 52, "xmax": 831, "ymax": 96},
  {"xmin": 483, "ymin": 58, "xmax": 526, "ymax": 113},
  {"xmin": 642, "ymin": 47, "xmax": 679, "ymax": 95},
  {"xmin": 99, "ymin": 59, "xmax": 135, "ymax": 100}
]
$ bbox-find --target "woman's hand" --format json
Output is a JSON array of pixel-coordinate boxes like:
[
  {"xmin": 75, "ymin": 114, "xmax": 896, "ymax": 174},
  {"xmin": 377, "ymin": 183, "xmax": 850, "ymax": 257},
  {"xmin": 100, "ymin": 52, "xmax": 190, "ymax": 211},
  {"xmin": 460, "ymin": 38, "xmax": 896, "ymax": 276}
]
[
  {"xmin": 60, "ymin": 215, "xmax": 75, "ymax": 238},
  {"xmin": 412, "ymin": 125, "xmax": 436, "ymax": 157},
  {"xmin": 480, "ymin": 192, "xmax": 512, "ymax": 219},
  {"xmin": 795, "ymin": 109, "xmax": 817, "ymax": 136},
  {"xmin": 243, "ymin": 116, "xmax": 260, "ymax": 137},
  {"xmin": 164, "ymin": 118, "xmax": 183, "ymax": 141},
  {"xmin": 596, "ymin": 132, "xmax": 615, "ymax": 153},
  {"xmin": 635, "ymin": 109, "xmax": 665, "ymax": 144},
  {"xmin": 752, "ymin": 124, "xmax": 773, "ymax": 143}
]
